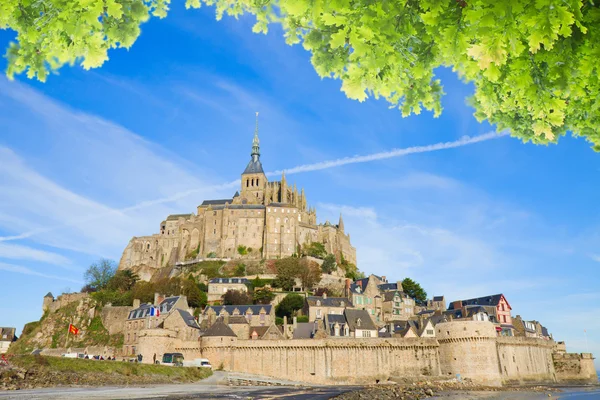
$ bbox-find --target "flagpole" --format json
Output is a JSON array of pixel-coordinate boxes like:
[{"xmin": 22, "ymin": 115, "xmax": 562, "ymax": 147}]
[{"xmin": 64, "ymin": 317, "xmax": 71, "ymax": 349}]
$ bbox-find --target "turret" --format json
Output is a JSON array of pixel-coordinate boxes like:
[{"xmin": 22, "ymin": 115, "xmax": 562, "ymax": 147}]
[
  {"xmin": 338, "ymin": 214, "xmax": 345, "ymax": 233},
  {"xmin": 281, "ymin": 171, "xmax": 287, "ymax": 203}
]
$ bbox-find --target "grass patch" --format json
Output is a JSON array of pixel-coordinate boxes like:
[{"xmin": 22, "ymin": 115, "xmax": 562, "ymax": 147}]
[
  {"xmin": 11, "ymin": 355, "xmax": 212, "ymax": 381},
  {"xmin": 185, "ymin": 260, "xmax": 226, "ymax": 278}
]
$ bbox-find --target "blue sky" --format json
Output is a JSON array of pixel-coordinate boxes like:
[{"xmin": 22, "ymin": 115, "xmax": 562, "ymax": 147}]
[{"xmin": 1, "ymin": 3, "xmax": 599, "ymax": 367}]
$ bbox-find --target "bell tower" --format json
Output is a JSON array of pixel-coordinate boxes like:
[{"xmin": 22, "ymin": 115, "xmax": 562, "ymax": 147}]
[{"xmin": 240, "ymin": 112, "xmax": 267, "ymax": 204}]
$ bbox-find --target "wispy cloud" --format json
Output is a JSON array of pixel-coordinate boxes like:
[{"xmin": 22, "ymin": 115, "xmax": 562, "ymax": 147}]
[
  {"xmin": 269, "ymin": 131, "xmax": 509, "ymax": 176},
  {"xmin": 0, "ymin": 243, "xmax": 73, "ymax": 269},
  {"xmin": 0, "ymin": 262, "xmax": 83, "ymax": 284}
]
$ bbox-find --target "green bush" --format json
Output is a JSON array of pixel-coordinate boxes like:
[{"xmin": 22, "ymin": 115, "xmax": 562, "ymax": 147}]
[{"xmin": 275, "ymin": 317, "xmax": 284, "ymax": 326}]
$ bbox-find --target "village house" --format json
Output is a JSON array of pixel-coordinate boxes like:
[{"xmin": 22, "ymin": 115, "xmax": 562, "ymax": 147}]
[
  {"xmin": 348, "ymin": 274, "xmax": 386, "ymax": 323},
  {"xmin": 427, "ymin": 296, "xmax": 447, "ymax": 312},
  {"xmin": 250, "ymin": 324, "xmax": 285, "ymax": 340},
  {"xmin": 0, "ymin": 327, "xmax": 16, "ymax": 354},
  {"xmin": 382, "ymin": 290, "xmax": 415, "ymax": 321},
  {"xmin": 203, "ymin": 304, "xmax": 274, "ymax": 327},
  {"xmin": 512, "ymin": 315, "xmax": 538, "ymax": 338},
  {"xmin": 123, "ymin": 294, "xmax": 190, "ymax": 355},
  {"xmin": 207, "ymin": 278, "xmax": 249, "ymax": 303},
  {"xmin": 448, "ymin": 294, "xmax": 513, "ymax": 336},
  {"xmin": 304, "ymin": 293, "xmax": 353, "ymax": 321},
  {"xmin": 340, "ymin": 309, "xmax": 378, "ymax": 338},
  {"xmin": 162, "ymin": 309, "xmax": 201, "ymax": 341}
]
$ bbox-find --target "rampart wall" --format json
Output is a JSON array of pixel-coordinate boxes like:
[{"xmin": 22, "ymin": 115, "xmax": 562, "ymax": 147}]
[
  {"xmin": 553, "ymin": 352, "xmax": 598, "ymax": 384},
  {"xmin": 182, "ymin": 338, "xmax": 440, "ymax": 385},
  {"xmin": 43, "ymin": 293, "xmax": 90, "ymax": 313},
  {"xmin": 496, "ymin": 337, "xmax": 556, "ymax": 385}
]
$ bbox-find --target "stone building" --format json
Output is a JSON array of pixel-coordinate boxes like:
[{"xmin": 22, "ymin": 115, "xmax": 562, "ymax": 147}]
[
  {"xmin": 207, "ymin": 278, "xmax": 249, "ymax": 303},
  {"xmin": 123, "ymin": 295, "xmax": 190, "ymax": 355},
  {"xmin": 382, "ymin": 290, "xmax": 415, "ymax": 322},
  {"xmin": 448, "ymin": 294, "xmax": 514, "ymax": 336},
  {"xmin": 304, "ymin": 294, "xmax": 353, "ymax": 321},
  {"xmin": 203, "ymin": 305, "xmax": 274, "ymax": 327},
  {"xmin": 118, "ymin": 117, "xmax": 356, "ymax": 280},
  {"xmin": 0, "ymin": 327, "xmax": 16, "ymax": 354},
  {"xmin": 348, "ymin": 275, "xmax": 386, "ymax": 323}
]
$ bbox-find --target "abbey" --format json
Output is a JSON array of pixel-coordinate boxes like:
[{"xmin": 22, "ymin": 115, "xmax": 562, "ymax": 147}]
[{"xmin": 119, "ymin": 117, "xmax": 356, "ymax": 278}]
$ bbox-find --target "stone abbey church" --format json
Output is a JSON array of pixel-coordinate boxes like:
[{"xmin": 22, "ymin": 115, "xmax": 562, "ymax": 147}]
[{"xmin": 119, "ymin": 118, "xmax": 356, "ymax": 279}]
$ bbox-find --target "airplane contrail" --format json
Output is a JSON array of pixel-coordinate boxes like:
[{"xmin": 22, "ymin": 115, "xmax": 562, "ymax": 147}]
[{"xmin": 0, "ymin": 130, "xmax": 508, "ymax": 243}]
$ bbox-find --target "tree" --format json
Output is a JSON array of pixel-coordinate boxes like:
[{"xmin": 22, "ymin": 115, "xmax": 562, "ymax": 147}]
[
  {"xmin": 222, "ymin": 290, "xmax": 252, "ymax": 305},
  {"xmin": 401, "ymin": 278, "xmax": 428, "ymax": 303},
  {"xmin": 298, "ymin": 258, "xmax": 322, "ymax": 290},
  {"xmin": 253, "ymin": 287, "xmax": 275, "ymax": 305},
  {"xmin": 182, "ymin": 278, "xmax": 208, "ymax": 308},
  {"xmin": 131, "ymin": 281, "xmax": 156, "ymax": 304},
  {"xmin": 84, "ymin": 259, "xmax": 116, "ymax": 291},
  {"xmin": 321, "ymin": 254, "xmax": 337, "ymax": 274},
  {"xmin": 303, "ymin": 242, "xmax": 327, "ymax": 259},
  {"xmin": 275, "ymin": 294, "xmax": 305, "ymax": 319},
  {"xmin": 5, "ymin": 1, "xmax": 600, "ymax": 149},
  {"xmin": 272, "ymin": 275, "xmax": 295, "ymax": 292},
  {"xmin": 107, "ymin": 269, "xmax": 139, "ymax": 292}
]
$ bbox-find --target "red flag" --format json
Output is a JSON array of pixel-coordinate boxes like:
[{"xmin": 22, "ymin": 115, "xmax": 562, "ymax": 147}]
[{"xmin": 69, "ymin": 324, "xmax": 79, "ymax": 335}]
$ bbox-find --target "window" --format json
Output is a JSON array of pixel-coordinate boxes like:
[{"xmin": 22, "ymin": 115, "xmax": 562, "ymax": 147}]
[
  {"xmin": 427, "ymin": 329, "xmax": 434, "ymax": 335},
  {"xmin": 316, "ymin": 309, "xmax": 322, "ymax": 318},
  {"xmin": 503, "ymin": 315, "xmax": 507, "ymax": 323},
  {"xmin": 257, "ymin": 178, "xmax": 259, "ymax": 186},
  {"xmin": 362, "ymin": 330, "xmax": 371, "ymax": 337},
  {"xmin": 213, "ymin": 229, "xmax": 216, "ymax": 235}
]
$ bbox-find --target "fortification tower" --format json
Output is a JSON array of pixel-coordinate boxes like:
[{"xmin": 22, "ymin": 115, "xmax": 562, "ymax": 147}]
[
  {"xmin": 436, "ymin": 321, "xmax": 502, "ymax": 386},
  {"xmin": 240, "ymin": 112, "xmax": 267, "ymax": 205}
]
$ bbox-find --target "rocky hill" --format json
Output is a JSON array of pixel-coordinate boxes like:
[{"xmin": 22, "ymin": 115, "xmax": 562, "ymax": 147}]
[{"xmin": 10, "ymin": 295, "xmax": 122, "ymax": 355}]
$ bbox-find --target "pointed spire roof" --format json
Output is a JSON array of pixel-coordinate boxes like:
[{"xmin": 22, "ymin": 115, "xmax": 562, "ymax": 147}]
[
  {"xmin": 338, "ymin": 213, "xmax": 345, "ymax": 232},
  {"xmin": 243, "ymin": 112, "xmax": 264, "ymax": 175}
]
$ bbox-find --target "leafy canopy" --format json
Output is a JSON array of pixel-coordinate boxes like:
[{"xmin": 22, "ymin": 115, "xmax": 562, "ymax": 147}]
[
  {"xmin": 275, "ymin": 293, "xmax": 305, "ymax": 318},
  {"xmin": 401, "ymin": 278, "xmax": 427, "ymax": 303},
  {"xmin": 84, "ymin": 259, "xmax": 117, "ymax": 291},
  {"xmin": 3, "ymin": 0, "xmax": 600, "ymax": 149}
]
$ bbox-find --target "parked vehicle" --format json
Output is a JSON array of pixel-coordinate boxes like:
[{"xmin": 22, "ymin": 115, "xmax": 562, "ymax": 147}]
[
  {"xmin": 161, "ymin": 352, "xmax": 184, "ymax": 366},
  {"xmin": 61, "ymin": 352, "xmax": 84, "ymax": 358},
  {"xmin": 182, "ymin": 358, "xmax": 212, "ymax": 368}
]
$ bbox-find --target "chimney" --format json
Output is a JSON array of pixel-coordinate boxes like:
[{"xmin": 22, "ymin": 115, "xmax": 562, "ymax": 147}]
[
  {"xmin": 293, "ymin": 316, "xmax": 298, "ymax": 330},
  {"xmin": 381, "ymin": 276, "xmax": 387, "ymax": 283},
  {"xmin": 396, "ymin": 281, "xmax": 403, "ymax": 291},
  {"xmin": 345, "ymin": 279, "xmax": 351, "ymax": 297},
  {"xmin": 389, "ymin": 322, "xmax": 394, "ymax": 334},
  {"xmin": 322, "ymin": 292, "xmax": 327, "ymax": 300},
  {"xmin": 452, "ymin": 300, "xmax": 462, "ymax": 310},
  {"xmin": 154, "ymin": 293, "xmax": 165, "ymax": 306},
  {"xmin": 284, "ymin": 316, "xmax": 288, "ymax": 338},
  {"xmin": 133, "ymin": 299, "xmax": 141, "ymax": 309}
]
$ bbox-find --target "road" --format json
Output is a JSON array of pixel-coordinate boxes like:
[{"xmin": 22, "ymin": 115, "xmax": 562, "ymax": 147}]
[{"xmin": 0, "ymin": 372, "xmax": 356, "ymax": 400}]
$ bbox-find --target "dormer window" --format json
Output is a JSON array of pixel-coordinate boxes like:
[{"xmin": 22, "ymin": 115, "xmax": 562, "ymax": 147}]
[
  {"xmin": 341, "ymin": 301, "xmax": 345, "ymax": 307},
  {"xmin": 316, "ymin": 300, "xmax": 321, "ymax": 306},
  {"xmin": 357, "ymin": 318, "xmax": 361, "ymax": 327}
]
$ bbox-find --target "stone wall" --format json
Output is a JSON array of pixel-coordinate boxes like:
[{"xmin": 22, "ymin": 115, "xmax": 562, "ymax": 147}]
[
  {"xmin": 43, "ymin": 293, "xmax": 90, "ymax": 314},
  {"xmin": 185, "ymin": 338, "xmax": 440, "ymax": 385},
  {"xmin": 101, "ymin": 305, "xmax": 132, "ymax": 335},
  {"xmin": 553, "ymin": 352, "xmax": 598, "ymax": 384},
  {"xmin": 496, "ymin": 337, "xmax": 556, "ymax": 384}
]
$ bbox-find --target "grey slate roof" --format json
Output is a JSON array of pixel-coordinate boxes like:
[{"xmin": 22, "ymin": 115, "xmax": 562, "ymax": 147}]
[
  {"xmin": 209, "ymin": 278, "xmax": 249, "ymax": 284},
  {"xmin": 293, "ymin": 322, "xmax": 315, "ymax": 339},
  {"xmin": 200, "ymin": 199, "xmax": 233, "ymax": 206},
  {"xmin": 159, "ymin": 296, "xmax": 183, "ymax": 314},
  {"xmin": 228, "ymin": 316, "xmax": 249, "ymax": 325},
  {"xmin": 449, "ymin": 294, "xmax": 505, "ymax": 309},
  {"xmin": 44, "ymin": 292, "xmax": 54, "ymax": 298},
  {"xmin": 204, "ymin": 304, "xmax": 273, "ymax": 316},
  {"xmin": 243, "ymin": 159, "xmax": 264, "ymax": 174},
  {"xmin": 306, "ymin": 296, "xmax": 353, "ymax": 308},
  {"xmin": 166, "ymin": 213, "xmax": 192, "ymax": 221},
  {"xmin": 377, "ymin": 282, "xmax": 399, "ymax": 291},
  {"xmin": 203, "ymin": 320, "xmax": 237, "ymax": 337},
  {"xmin": 383, "ymin": 291, "xmax": 410, "ymax": 302},
  {"xmin": 432, "ymin": 296, "xmax": 445, "ymax": 302},
  {"xmin": 176, "ymin": 310, "xmax": 200, "ymax": 329},
  {"xmin": 202, "ymin": 204, "xmax": 265, "ymax": 210},
  {"xmin": 344, "ymin": 309, "xmax": 377, "ymax": 331},
  {"xmin": 128, "ymin": 303, "xmax": 154, "ymax": 320}
]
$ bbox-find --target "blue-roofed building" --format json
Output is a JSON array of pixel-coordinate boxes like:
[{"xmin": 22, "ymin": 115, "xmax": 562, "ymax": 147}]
[{"xmin": 207, "ymin": 277, "xmax": 249, "ymax": 303}]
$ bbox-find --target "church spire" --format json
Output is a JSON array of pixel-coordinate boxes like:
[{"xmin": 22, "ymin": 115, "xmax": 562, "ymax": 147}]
[
  {"xmin": 251, "ymin": 112, "xmax": 260, "ymax": 160},
  {"xmin": 338, "ymin": 213, "xmax": 345, "ymax": 233}
]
